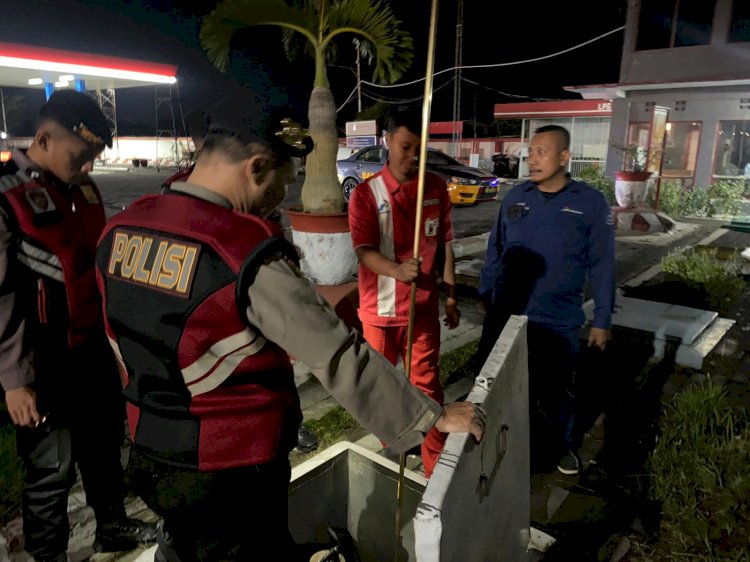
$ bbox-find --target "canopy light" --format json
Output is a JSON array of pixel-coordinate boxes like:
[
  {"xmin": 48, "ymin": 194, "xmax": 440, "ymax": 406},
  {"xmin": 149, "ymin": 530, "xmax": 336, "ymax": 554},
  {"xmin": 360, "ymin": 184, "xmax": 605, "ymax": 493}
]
[
  {"xmin": 0, "ymin": 56, "xmax": 176, "ymax": 84},
  {"xmin": 27, "ymin": 77, "xmax": 43, "ymax": 85},
  {"xmin": 59, "ymin": 74, "xmax": 75, "ymax": 81},
  {"xmin": 54, "ymin": 80, "xmax": 69, "ymax": 87}
]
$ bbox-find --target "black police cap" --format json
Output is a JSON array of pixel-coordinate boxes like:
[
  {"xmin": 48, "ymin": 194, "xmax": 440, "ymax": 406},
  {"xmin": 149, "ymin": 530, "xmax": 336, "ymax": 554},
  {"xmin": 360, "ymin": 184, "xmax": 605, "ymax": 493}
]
[
  {"xmin": 205, "ymin": 95, "xmax": 313, "ymax": 159},
  {"xmin": 40, "ymin": 90, "xmax": 113, "ymax": 148}
]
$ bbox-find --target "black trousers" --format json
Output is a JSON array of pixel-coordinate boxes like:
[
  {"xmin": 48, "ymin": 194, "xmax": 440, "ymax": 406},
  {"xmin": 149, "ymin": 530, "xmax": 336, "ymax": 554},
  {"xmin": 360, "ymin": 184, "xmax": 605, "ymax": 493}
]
[
  {"xmin": 128, "ymin": 448, "xmax": 295, "ymax": 562},
  {"xmin": 15, "ymin": 344, "xmax": 127, "ymax": 560},
  {"xmin": 477, "ymin": 308, "xmax": 580, "ymax": 466}
]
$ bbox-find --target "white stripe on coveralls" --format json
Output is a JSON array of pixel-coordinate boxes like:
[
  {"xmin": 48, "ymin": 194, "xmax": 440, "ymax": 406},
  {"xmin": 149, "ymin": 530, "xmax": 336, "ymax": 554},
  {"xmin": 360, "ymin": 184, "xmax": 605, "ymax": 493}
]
[{"xmin": 368, "ymin": 176, "xmax": 396, "ymax": 317}]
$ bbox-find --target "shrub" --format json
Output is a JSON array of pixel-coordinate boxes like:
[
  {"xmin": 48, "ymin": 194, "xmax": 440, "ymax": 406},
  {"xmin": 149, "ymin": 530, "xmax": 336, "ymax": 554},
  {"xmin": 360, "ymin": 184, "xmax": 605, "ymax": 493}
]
[
  {"xmin": 707, "ymin": 180, "xmax": 744, "ymax": 217},
  {"xmin": 648, "ymin": 382, "xmax": 750, "ymax": 560},
  {"xmin": 661, "ymin": 248, "xmax": 744, "ymax": 310},
  {"xmin": 577, "ymin": 166, "xmax": 616, "ymax": 206},
  {"xmin": 651, "ymin": 179, "xmax": 743, "ymax": 218}
]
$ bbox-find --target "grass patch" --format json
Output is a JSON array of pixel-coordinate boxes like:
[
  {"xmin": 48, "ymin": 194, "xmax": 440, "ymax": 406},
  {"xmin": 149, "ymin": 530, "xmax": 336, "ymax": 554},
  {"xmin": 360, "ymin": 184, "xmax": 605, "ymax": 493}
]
[
  {"xmin": 0, "ymin": 404, "xmax": 24, "ymax": 524},
  {"xmin": 646, "ymin": 381, "xmax": 750, "ymax": 560},
  {"xmin": 439, "ymin": 339, "xmax": 478, "ymax": 387}
]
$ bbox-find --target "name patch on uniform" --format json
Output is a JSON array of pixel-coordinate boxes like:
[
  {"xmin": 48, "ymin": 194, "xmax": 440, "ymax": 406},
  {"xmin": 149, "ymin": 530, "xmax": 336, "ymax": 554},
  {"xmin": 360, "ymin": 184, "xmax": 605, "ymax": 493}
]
[{"xmin": 107, "ymin": 229, "xmax": 200, "ymax": 297}]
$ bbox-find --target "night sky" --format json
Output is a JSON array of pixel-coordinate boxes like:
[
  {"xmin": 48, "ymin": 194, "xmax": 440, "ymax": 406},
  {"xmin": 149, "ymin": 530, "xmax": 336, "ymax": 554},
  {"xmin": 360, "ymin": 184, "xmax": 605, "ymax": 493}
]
[{"xmin": 1, "ymin": 0, "xmax": 627, "ymax": 136}]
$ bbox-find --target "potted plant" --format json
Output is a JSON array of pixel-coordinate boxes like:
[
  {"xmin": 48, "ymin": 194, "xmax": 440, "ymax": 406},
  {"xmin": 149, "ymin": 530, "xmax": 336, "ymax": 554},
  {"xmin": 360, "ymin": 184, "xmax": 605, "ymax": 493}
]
[
  {"xmin": 610, "ymin": 141, "xmax": 652, "ymax": 208},
  {"xmin": 200, "ymin": 0, "xmax": 413, "ymax": 285}
]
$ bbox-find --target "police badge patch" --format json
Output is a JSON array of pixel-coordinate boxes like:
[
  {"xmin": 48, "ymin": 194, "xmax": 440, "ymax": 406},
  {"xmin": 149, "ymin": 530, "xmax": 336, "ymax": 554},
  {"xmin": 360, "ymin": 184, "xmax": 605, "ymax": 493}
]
[
  {"xmin": 424, "ymin": 217, "xmax": 439, "ymax": 237},
  {"xmin": 25, "ymin": 188, "xmax": 57, "ymax": 214}
]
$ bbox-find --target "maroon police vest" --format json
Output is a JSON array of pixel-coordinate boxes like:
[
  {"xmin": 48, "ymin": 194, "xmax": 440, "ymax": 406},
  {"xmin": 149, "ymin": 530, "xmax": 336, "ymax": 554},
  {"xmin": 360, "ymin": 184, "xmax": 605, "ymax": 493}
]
[
  {"xmin": 96, "ymin": 192, "xmax": 301, "ymax": 471},
  {"xmin": 0, "ymin": 161, "xmax": 105, "ymax": 350}
]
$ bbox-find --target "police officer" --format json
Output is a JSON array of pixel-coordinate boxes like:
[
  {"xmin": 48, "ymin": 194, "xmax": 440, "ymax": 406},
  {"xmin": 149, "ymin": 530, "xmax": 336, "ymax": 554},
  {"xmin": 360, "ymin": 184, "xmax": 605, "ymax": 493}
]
[
  {"xmin": 161, "ymin": 108, "xmax": 320, "ymax": 455},
  {"xmin": 0, "ymin": 90, "xmax": 158, "ymax": 562},
  {"xmin": 95, "ymin": 94, "xmax": 485, "ymax": 561},
  {"xmin": 478, "ymin": 124, "xmax": 615, "ymax": 476}
]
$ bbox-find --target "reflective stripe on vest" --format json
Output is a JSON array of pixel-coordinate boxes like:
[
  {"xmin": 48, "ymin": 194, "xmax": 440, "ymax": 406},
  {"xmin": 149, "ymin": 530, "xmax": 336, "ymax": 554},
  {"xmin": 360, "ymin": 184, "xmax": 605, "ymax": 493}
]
[{"xmin": 368, "ymin": 176, "xmax": 396, "ymax": 317}]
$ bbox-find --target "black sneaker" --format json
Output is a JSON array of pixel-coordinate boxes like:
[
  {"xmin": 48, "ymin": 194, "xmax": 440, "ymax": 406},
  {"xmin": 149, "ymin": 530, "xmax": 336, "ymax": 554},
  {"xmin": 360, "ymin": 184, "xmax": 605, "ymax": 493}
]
[
  {"xmin": 93, "ymin": 517, "xmax": 159, "ymax": 552},
  {"xmin": 556, "ymin": 450, "xmax": 582, "ymax": 475},
  {"xmin": 296, "ymin": 425, "xmax": 319, "ymax": 454}
]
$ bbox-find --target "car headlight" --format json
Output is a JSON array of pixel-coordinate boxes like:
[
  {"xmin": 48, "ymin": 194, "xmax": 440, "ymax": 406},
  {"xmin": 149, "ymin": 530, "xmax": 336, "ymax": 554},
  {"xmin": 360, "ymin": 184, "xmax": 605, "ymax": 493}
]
[{"xmin": 451, "ymin": 176, "xmax": 477, "ymax": 185}]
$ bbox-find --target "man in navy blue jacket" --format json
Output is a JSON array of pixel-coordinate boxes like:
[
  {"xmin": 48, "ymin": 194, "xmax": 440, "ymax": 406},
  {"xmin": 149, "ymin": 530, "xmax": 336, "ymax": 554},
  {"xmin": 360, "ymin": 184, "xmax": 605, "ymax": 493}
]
[{"xmin": 477, "ymin": 124, "xmax": 615, "ymax": 475}]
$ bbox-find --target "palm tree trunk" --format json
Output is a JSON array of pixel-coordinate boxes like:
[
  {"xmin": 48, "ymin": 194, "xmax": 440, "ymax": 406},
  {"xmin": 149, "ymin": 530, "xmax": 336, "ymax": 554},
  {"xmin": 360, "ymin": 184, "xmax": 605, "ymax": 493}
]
[{"xmin": 301, "ymin": 86, "xmax": 344, "ymax": 213}]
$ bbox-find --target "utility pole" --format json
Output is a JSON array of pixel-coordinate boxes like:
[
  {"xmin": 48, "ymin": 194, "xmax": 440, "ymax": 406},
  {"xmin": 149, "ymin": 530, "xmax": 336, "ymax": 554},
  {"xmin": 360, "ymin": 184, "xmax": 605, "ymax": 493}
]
[
  {"xmin": 0, "ymin": 88, "xmax": 6, "ymax": 135},
  {"xmin": 451, "ymin": 0, "xmax": 464, "ymax": 158},
  {"xmin": 356, "ymin": 44, "xmax": 362, "ymax": 113}
]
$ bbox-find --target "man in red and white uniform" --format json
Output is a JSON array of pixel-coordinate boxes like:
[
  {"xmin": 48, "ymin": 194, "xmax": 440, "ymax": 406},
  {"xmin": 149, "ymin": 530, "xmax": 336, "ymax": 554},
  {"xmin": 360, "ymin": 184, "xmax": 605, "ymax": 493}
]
[
  {"xmin": 95, "ymin": 94, "xmax": 484, "ymax": 561},
  {"xmin": 348, "ymin": 109, "xmax": 460, "ymax": 478},
  {"xmin": 0, "ymin": 91, "xmax": 157, "ymax": 562}
]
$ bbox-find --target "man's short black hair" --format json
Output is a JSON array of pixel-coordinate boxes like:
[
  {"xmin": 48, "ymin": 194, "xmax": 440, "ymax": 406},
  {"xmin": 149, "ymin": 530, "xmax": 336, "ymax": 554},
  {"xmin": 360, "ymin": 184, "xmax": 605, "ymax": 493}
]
[
  {"xmin": 534, "ymin": 125, "xmax": 570, "ymax": 151},
  {"xmin": 386, "ymin": 108, "xmax": 422, "ymax": 136}
]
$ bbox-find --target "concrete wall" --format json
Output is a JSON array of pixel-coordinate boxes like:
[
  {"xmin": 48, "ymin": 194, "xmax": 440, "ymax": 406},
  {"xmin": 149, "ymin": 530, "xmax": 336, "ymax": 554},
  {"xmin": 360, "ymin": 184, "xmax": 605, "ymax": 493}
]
[
  {"xmin": 620, "ymin": 0, "xmax": 750, "ymax": 84},
  {"xmin": 605, "ymin": 86, "xmax": 750, "ymax": 187},
  {"xmin": 103, "ymin": 136, "xmax": 194, "ymax": 165}
]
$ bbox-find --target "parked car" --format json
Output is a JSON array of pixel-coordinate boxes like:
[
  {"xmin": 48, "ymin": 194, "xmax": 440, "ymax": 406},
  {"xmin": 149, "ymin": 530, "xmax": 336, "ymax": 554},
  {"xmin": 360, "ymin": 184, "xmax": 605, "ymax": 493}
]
[{"xmin": 336, "ymin": 145, "xmax": 500, "ymax": 205}]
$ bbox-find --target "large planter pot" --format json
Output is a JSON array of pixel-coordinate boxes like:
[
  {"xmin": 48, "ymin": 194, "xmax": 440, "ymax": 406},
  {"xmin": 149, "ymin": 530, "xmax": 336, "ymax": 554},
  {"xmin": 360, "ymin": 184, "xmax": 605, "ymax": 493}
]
[
  {"xmin": 614, "ymin": 171, "xmax": 652, "ymax": 208},
  {"xmin": 285, "ymin": 209, "xmax": 358, "ymax": 285}
]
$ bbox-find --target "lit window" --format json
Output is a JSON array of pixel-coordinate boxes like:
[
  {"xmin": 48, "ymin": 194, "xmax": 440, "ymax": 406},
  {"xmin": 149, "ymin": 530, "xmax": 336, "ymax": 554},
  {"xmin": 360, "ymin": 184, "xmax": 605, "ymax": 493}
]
[
  {"xmin": 714, "ymin": 121, "xmax": 750, "ymax": 178},
  {"xmin": 662, "ymin": 122, "xmax": 701, "ymax": 180}
]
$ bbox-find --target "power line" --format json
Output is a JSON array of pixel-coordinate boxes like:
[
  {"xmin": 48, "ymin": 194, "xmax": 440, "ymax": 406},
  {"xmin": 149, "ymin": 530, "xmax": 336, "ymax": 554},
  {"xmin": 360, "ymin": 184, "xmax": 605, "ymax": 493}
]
[
  {"xmin": 337, "ymin": 77, "xmax": 456, "ymax": 112},
  {"xmin": 361, "ymin": 25, "xmax": 625, "ymax": 90},
  {"xmin": 460, "ymin": 77, "xmax": 555, "ymax": 101},
  {"xmin": 359, "ymin": 77, "xmax": 456, "ymax": 106}
]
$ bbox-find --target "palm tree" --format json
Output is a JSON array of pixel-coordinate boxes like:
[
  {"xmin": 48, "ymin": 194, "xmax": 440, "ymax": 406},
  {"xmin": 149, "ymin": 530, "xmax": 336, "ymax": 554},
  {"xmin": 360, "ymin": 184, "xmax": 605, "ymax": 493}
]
[{"xmin": 201, "ymin": 0, "xmax": 414, "ymax": 213}]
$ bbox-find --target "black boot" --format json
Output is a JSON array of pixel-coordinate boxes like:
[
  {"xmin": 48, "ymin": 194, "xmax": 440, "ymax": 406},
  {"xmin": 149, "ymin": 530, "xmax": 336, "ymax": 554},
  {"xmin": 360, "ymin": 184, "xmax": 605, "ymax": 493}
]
[
  {"xmin": 296, "ymin": 425, "xmax": 318, "ymax": 454},
  {"xmin": 93, "ymin": 517, "xmax": 159, "ymax": 553}
]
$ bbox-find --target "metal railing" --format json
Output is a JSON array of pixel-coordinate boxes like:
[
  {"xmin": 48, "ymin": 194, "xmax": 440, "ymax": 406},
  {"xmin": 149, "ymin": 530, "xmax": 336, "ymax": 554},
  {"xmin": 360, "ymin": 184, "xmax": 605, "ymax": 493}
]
[{"xmin": 569, "ymin": 159, "xmax": 606, "ymax": 178}]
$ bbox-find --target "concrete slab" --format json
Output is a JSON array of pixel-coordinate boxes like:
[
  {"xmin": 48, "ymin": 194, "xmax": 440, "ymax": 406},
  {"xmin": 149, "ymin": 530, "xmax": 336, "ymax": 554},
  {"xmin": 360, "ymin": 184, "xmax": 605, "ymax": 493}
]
[
  {"xmin": 288, "ymin": 441, "xmax": 426, "ymax": 562},
  {"xmin": 673, "ymin": 317, "xmax": 736, "ymax": 369},
  {"xmin": 454, "ymin": 258, "xmax": 484, "ymax": 278},
  {"xmin": 415, "ymin": 315, "xmax": 530, "ymax": 562},
  {"xmin": 451, "ymin": 232, "xmax": 489, "ymax": 259},
  {"xmin": 589, "ymin": 296, "xmax": 717, "ymax": 344}
]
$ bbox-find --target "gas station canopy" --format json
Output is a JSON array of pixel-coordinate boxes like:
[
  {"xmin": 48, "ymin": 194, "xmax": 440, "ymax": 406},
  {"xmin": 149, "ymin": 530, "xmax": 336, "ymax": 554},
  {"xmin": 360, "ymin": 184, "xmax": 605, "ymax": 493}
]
[{"xmin": 0, "ymin": 41, "xmax": 177, "ymax": 91}]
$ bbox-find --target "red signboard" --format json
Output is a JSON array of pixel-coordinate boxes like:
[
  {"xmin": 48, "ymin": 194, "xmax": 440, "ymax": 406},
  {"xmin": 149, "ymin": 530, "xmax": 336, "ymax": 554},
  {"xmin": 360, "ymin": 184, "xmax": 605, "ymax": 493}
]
[
  {"xmin": 493, "ymin": 100, "xmax": 612, "ymax": 119},
  {"xmin": 430, "ymin": 121, "xmax": 463, "ymax": 135}
]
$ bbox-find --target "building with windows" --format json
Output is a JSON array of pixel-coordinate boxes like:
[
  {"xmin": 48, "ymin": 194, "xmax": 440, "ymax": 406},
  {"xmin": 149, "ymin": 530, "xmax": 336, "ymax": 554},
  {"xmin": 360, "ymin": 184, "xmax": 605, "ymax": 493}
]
[
  {"xmin": 568, "ymin": 0, "xmax": 750, "ymax": 189},
  {"xmin": 492, "ymin": 100, "xmax": 613, "ymax": 179}
]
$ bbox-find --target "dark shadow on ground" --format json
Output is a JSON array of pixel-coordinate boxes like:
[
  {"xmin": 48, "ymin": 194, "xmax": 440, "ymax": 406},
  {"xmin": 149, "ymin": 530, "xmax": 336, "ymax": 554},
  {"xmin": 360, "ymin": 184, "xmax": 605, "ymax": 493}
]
[{"xmin": 531, "ymin": 325, "xmax": 676, "ymax": 560}]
